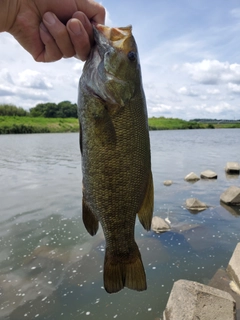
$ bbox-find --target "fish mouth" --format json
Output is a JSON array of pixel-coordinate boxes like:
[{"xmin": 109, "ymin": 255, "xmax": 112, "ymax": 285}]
[{"xmin": 94, "ymin": 24, "xmax": 135, "ymax": 55}]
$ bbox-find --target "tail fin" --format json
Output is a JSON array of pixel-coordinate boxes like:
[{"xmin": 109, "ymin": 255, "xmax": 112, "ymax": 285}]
[{"xmin": 103, "ymin": 243, "xmax": 147, "ymax": 294}]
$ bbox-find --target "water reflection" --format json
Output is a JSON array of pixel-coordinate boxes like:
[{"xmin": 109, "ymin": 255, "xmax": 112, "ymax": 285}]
[
  {"xmin": 220, "ymin": 202, "xmax": 240, "ymax": 217},
  {"xmin": 0, "ymin": 130, "xmax": 240, "ymax": 319}
]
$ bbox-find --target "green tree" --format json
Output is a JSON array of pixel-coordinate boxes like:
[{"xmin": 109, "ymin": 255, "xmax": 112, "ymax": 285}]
[
  {"xmin": 57, "ymin": 101, "xmax": 78, "ymax": 118},
  {"xmin": 0, "ymin": 104, "xmax": 29, "ymax": 116},
  {"xmin": 30, "ymin": 103, "xmax": 47, "ymax": 117},
  {"xmin": 30, "ymin": 101, "xmax": 77, "ymax": 118},
  {"xmin": 43, "ymin": 103, "xmax": 58, "ymax": 117}
]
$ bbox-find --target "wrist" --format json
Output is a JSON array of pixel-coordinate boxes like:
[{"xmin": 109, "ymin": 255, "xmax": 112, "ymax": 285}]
[{"xmin": 0, "ymin": 0, "xmax": 20, "ymax": 32}]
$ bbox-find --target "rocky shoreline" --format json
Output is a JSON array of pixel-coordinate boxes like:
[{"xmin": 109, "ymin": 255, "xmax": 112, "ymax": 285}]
[{"xmin": 154, "ymin": 162, "xmax": 240, "ymax": 319}]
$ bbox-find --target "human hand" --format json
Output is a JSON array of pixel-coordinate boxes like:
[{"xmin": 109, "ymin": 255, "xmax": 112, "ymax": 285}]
[{"xmin": 1, "ymin": 0, "xmax": 105, "ymax": 62}]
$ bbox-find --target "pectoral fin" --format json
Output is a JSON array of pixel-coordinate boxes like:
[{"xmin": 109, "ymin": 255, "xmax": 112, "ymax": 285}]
[
  {"xmin": 89, "ymin": 97, "xmax": 117, "ymax": 147},
  {"xmin": 82, "ymin": 197, "xmax": 99, "ymax": 236},
  {"xmin": 137, "ymin": 171, "xmax": 154, "ymax": 231},
  {"xmin": 95, "ymin": 110, "xmax": 116, "ymax": 147}
]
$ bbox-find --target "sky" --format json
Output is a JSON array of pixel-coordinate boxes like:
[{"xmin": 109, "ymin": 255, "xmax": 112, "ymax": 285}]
[{"xmin": 1, "ymin": 0, "xmax": 240, "ymax": 120}]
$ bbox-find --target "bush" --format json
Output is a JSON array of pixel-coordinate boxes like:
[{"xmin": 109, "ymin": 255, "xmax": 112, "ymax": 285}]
[
  {"xmin": 0, "ymin": 124, "xmax": 50, "ymax": 134},
  {"xmin": 207, "ymin": 124, "xmax": 215, "ymax": 129},
  {"xmin": 0, "ymin": 104, "xmax": 29, "ymax": 116}
]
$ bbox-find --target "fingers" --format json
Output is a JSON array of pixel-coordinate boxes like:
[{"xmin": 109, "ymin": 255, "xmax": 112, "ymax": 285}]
[
  {"xmin": 37, "ymin": 12, "xmax": 75, "ymax": 62},
  {"xmin": 38, "ymin": 11, "xmax": 94, "ymax": 62},
  {"xmin": 43, "ymin": 12, "xmax": 76, "ymax": 60},
  {"xmin": 37, "ymin": 3, "xmax": 105, "ymax": 63},
  {"xmin": 76, "ymin": 0, "xmax": 105, "ymax": 24},
  {"xmin": 67, "ymin": 11, "xmax": 94, "ymax": 61},
  {"xmin": 37, "ymin": 22, "xmax": 62, "ymax": 62}
]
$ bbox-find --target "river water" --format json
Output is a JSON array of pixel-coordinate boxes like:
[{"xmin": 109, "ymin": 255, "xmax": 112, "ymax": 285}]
[{"xmin": 0, "ymin": 129, "xmax": 240, "ymax": 320}]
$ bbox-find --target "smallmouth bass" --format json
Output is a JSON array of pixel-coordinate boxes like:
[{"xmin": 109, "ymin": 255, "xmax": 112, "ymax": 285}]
[{"xmin": 78, "ymin": 24, "xmax": 154, "ymax": 293}]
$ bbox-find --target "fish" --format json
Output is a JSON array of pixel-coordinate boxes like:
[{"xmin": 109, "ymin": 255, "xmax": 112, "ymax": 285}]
[{"xmin": 78, "ymin": 24, "xmax": 154, "ymax": 293}]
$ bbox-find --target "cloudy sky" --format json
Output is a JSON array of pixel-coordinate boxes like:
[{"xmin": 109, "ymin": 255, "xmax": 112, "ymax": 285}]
[{"xmin": 1, "ymin": 0, "xmax": 240, "ymax": 120}]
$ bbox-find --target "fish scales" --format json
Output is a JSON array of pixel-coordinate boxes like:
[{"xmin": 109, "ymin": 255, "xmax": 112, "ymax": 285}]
[{"xmin": 78, "ymin": 24, "xmax": 154, "ymax": 293}]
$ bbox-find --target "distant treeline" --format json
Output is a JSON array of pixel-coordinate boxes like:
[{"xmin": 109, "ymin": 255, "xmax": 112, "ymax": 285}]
[
  {"xmin": 191, "ymin": 118, "xmax": 240, "ymax": 123},
  {"xmin": 0, "ymin": 101, "xmax": 77, "ymax": 118}
]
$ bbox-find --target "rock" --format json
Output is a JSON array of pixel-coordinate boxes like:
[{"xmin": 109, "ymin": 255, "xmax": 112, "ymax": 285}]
[
  {"xmin": 227, "ymin": 242, "xmax": 240, "ymax": 289},
  {"xmin": 184, "ymin": 172, "xmax": 200, "ymax": 182},
  {"xmin": 225, "ymin": 162, "xmax": 240, "ymax": 174},
  {"xmin": 185, "ymin": 198, "xmax": 208, "ymax": 212},
  {"xmin": 163, "ymin": 279, "xmax": 236, "ymax": 320},
  {"xmin": 151, "ymin": 216, "xmax": 171, "ymax": 233},
  {"xmin": 164, "ymin": 180, "xmax": 173, "ymax": 186},
  {"xmin": 230, "ymin": 281, "xmax": 240, "ymax": 296},
  {"xmin": 200, "ymin": 169, "xmax": 218, "ymax": 179},
  {"xmin": 220, "ymin": 186, "xmax": 240, "ymax": 206},
  {"xmin": 208, "ymin": 268, "xmax": 240, "ymax": 318}
]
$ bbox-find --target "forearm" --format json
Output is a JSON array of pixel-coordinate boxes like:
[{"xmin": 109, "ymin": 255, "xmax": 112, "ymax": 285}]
[{"xmin": 0, "ymin": 0, "xmax": 20, "ymax": 32}]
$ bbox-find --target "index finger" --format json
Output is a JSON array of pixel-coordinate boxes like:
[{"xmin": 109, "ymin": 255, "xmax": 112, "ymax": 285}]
[{"xmin": 76, "ymin": 0, "xmax": 105, "ymax": 24}]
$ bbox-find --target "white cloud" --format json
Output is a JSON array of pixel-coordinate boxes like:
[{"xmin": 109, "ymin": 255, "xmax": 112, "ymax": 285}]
[
  {"xmin": 150, "ymin": 103, "xmax": 173, "ymax": 114},
  {"xmin": 200, "ymin": 95, "xmax": 208, "ymax": 100},
  {"xmin": 207, "ymin": 88, "xmax": 220, "ymax": 95},
  {"xmin": 184, "ymin": 60, "xmax": 240, "ymax": 84},
  {"xmin": 205, "ymin": 102, "xmax": 235, "ymax": 114},
  {"xmin": 228, "ymin": 82, "xmax": 240, "ymax": 94},
  {"xmin": 0, "ymin": 84, "xmax": 16, "ymax": 96},
  {"xmin": 0, "ymin": 68, "xmax": 14, "ymax": 84},
  {"xmin": 178, "ymin": 86, "xmax": 199, "ymax": 96},
  {"xmin": 192, "ymin": 102, "xmax": 234, "ymax": 114},
  {"xmin": 73, "ymin": 62, "xmax": 84, "ymax": 72},
  {"xmin": 17, "ymin": 69, "xmax": 53, "ymax": 90}
]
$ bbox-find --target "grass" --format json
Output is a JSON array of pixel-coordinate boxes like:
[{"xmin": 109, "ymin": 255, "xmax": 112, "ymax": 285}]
[
  {"xmin": 148, "ymin": 117, "xmax": 203, "ymax": 130},
  {"xmin": 0, "ymin": 116, "xmax": 240, "ymax": 134},
  {"xmin": 0, "ymin": 116, "xmax": 79, "ymax": 134}
]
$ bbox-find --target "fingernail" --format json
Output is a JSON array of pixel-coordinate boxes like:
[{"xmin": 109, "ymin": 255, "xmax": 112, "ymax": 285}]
[
  {"xmin": 40, "ymin": 22, "xmax": 48, "ymax": 32},
  {"xmin": 69, "ymin": 19, "xmax": 82, "ymax": 35},
  {"xmin": 44, "ymin": 12, "xmax": 56, "ymax": 25}
]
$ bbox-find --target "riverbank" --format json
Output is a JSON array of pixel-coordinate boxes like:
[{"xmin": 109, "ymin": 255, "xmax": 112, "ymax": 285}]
[
  {"xmin": 0, "ymin": 116, "xmax": 240, "ymax": 134},
  {"xmin": 0, "ymin": 116, "xmax": 79, "ymax": 134}
]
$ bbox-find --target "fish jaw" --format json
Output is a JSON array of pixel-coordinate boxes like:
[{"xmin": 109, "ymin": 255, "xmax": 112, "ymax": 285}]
[
  {"xmin": 94, "ymin": 24, "xmax": 136, "ymax": 55},
  {"xmin": 83, "ymin": 24, "xmax": 141, "ymax": 108}
]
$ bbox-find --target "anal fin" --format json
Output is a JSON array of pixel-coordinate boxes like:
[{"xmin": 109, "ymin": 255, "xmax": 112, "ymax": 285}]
[
  {"xmin": 82, "ymin": 198, "xmax": 99, "ymax": 236},
  {"xmin": 138, "ymin": 171, "xmax": 154, "ymax": 231}
]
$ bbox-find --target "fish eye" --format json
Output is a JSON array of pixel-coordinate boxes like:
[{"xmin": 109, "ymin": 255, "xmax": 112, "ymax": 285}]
[{"xmin": 127, "ymin": 51, "xmax": 137, "ymax": 61}]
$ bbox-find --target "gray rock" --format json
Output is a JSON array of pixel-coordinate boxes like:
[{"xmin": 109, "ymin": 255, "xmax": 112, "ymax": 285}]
[
  {"xmin": 208, "ymin": 268, "xmax": 240, "ymax": 319},
  {"xmin": 186, "ymin": 198, "xmax": 208, "ymax": 212},
  {"xmin": 151, "ymin": 216, "xmax": 171, "ymax": 233},
  {"xmin": 200, "ymin": 169, "xmax": 218, "ymax": 179},
  {"xmin": 225, "ymin": 162, "xmax": 240, "ymax": 174},
  {"xmin": 164, "ymin": 180, "xmax": 173, "ymax": 186},
  {"xmin": 184, "ymin": 172, "xmax": 200, "ymax": 182},
  {"xmin": 220, "ymin": 186, "xmax": 240, "ymax": 206},
  {"xmin": 227, "ymin": 242, "xmax": 240, "ymax": 289},
  {"xmin": 163, "ymin": 279, "xmax": 236, "ymax": 320}
]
